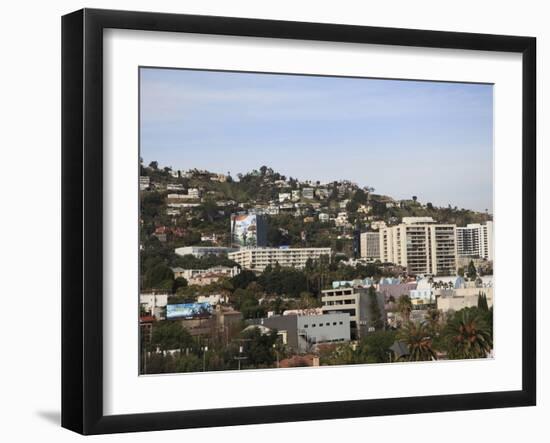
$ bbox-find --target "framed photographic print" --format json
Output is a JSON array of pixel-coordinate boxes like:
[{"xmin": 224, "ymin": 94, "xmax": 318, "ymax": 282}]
[{"xmin": 61, "ymin": 8, "xmax": 536, "ymax": 435}]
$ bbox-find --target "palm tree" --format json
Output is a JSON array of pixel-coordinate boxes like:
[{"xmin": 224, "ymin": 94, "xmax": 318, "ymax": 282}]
[
  {"xmin": 397, "ymin": 294, "xmax": 412, "ymax": 323},
  {"xmin": 443, "ymin": 309, "xmax": 493, "ymax": 359},
  {"xmin": 425, "ymin": 308, "xmax": 441, "ymax": 335},
  {"xmin": 387, "ymin": 295, "xmax": 397, "ymax": 312},
  {"xmin": 398, "ymin": 321, "xmax": 437, "ymax": 362}
]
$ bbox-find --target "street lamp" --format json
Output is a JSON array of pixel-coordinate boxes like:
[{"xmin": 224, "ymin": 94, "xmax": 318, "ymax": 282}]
[
  {"xmin": 233, "ymin": 345, "xmax": 248, "ymax": 370},
  {"xmin": 232, "ymin": 338, "xmax": 250, "ymax": 370},
  {"xmin": 273, "ymin": 343, "xmax": 279, "ymax": 368},
  {"xmin": 202, "ymin": 346, "xmax": 208, "ymax": 372}
]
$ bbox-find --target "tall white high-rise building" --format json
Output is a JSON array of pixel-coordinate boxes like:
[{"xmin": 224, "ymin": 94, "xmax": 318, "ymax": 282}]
[
  {"xmin": 379, "ymin": 217, "xmax": 457, "ymax": 276},
  {"xmin": 456, "ymin": 221, "xmax": 493, "ymax": 260}
]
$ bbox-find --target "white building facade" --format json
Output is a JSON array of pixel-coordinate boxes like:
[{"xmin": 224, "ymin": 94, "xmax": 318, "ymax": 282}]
[
  {"xmin": 228, "ymin": 247, "xmax": 331, "ymax": 272},
  {"xmin": 140, "ymin": 292, "xmax": 168, "ymax": 319},
  {"xmin": 379, "ymin": 217, "xmax": 458, "ymax": 276}
]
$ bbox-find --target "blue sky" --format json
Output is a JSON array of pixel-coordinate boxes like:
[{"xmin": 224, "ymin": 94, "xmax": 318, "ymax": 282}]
[{"xmin": 140, "ymin": 68, "xmax": 493, "ymax": 212}]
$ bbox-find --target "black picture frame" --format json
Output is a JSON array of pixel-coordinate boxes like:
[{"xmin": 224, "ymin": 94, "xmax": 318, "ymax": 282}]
[{"xmin": 61, "ymin": 8, "xmax": 536, "ymax": 435}]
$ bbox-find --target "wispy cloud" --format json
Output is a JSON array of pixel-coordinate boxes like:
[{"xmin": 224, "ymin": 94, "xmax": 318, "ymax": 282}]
[{"xmin": 139, "ymin": 68, "xmax": 493, "ymax": 211}]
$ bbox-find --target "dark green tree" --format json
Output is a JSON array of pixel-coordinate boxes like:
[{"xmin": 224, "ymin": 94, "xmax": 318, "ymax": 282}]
[
  {"xmin": 172, "ymin": 277, "xmax": 188, "ymax": 292},
  {"xmin": 151, "ymin": 321, "xmax": 194, "ymax": 352},
  {"xmin": 356, "ymin": 330, "xmax": 396, "ymax": 363},
  {"xmin": 477, "ymin": 291, "xmax": 489, "ymax": 312},
  {"xmin": 143, "ymin": 263, "xmax": 174, "ymax": 290},
  {"xmin": 240, "ymin": 327, "xmax": 278, "ymax": 367},
  {"xmin": 467, "ymin": 260, "xmax": 477, "ymax": 280},
  {"xmin": 231, "ymin": 270, "xmax": 257, "ymax": 290},
  {"xmin": 397, "ymin": 322, "xmax": 437, "ymax": 362},
  {"xmin": 232, "ymin": 288, "xmax": 265, "ymax": 319},
  {"xmin": 174, "ymin": 354, "xmax": 202, "ymax": 373},
  {"xmin": 368, "ymin": 286, "xmax": 383, "ymax": 331}
]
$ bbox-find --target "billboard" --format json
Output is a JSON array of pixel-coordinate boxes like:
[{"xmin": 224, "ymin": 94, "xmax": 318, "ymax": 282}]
[
  {"xmin": 166, "ymin": 302, "xmax": 213, "ymax": 320},
  {"xmin": 230, "ymin": 213, "xmax": 267, "ymax": 247}
]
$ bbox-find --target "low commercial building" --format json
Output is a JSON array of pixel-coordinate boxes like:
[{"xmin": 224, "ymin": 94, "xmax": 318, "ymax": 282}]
[
  {"xmin": 228, "ymin": 247, "xmax": 331, "ymax": 272},
  {"xmin": 251, "ymin": 312, "xmax": 351, "ymax": 353}
]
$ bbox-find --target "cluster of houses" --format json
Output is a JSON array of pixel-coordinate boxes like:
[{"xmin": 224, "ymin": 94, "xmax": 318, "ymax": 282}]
[
  {"xmin": 140, "ymin": 167, "xmax": 494, "ymax": 363},
  {"xmin": 171, "ymin": 265, "xmax": 241, "ymax": 286},
  {"xmin": 140, "ymin": 273, "xmax": 493, "ymax": 354},
  {"xmin": 140, "ymin": 169, "xmax": 382, "ymax": 233}
]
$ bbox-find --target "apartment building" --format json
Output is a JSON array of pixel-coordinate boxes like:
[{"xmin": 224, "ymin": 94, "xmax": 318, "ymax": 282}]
[
  {"xmin": 175, "ymin": 246, "xmax": 238, "ymax": 258},
  {"xmin": 456, "ymin": 221, "xmax": 493, "ymax": 261},
  {"xmin": 228, "ymin": 247, "xmax": 331, "ymax": 272},
  {"xmin": 360, "ymin": 231, "xmax": 381, "ymax": 261},
  {"xmin": 379, "ymin": 217, "xmax": 457, "ymax": 276}
]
